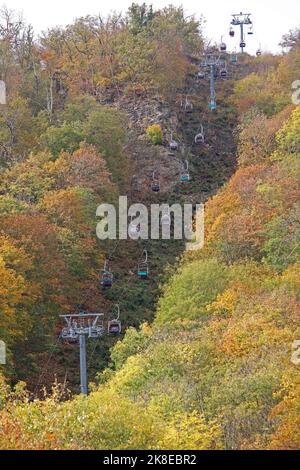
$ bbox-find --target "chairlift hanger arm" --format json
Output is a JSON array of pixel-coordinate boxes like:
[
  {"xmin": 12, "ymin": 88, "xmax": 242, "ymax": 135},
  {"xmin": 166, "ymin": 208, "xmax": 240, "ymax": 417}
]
[
  {"xmin": 112, "ymin": 304, "xmax": 120, "ymax": 321},
  {"xmin": 143, "ymin": 249, "xmax": 148, "ymax": 263}
]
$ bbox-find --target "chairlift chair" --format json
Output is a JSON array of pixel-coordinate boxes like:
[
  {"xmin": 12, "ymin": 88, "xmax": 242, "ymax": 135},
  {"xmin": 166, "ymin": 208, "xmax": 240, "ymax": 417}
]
[
  {"xmin": 151, "ymin": 171, "xmax": 160, "ymax": 192},
  {"xmin": 197, "ymin": 71, "xmax": 205, "ymax": 79},
  {"xmin": 61, "ymin": 327, "xmax": 79, "ymax": 343},
  {"xmin": 101, "ymin": 271, "xmax": 113, "ymax": 288},
  {"xmin": 231, "ymin": 54, "xmax": 238, "ymax": 64},
  {"xmin": 61, "ymin": 328, "xmax": 70, "ymax": 340},
  {"xmin": 108, "ymin": 320, "xmax": 121, "ymax": 335},
  {"xmin": 194, "ymin": 125, "xmax": 205, "ymax": 145},
  {"xmin": 89, "ymin": 326, "xmax": 104, "ymax": 338},
  {"xmin": 180, "ymin": 173, "xmax": 190, "ymax": 182},
  {"xmin": 184, "ymin": 97, "xmax": 193, "ymax": 114},
  {"xmin": 195, "ymin": 133, "xmax": 205, "ymax": 145},
  {"xmin": 169, "ymin": 133, "xmax": 179, "ymax": 151},
  {"xmin": 220, "ymin": 68, "xmax": 228, "ymax": 79},
  {"xmin": 100, "ymin": 260, "xmax": 113, "ymax": 288},
  {"xmin": 209, "ymin": 98, "xmax": 217, "ymax": 110},
  {"xmin": 220, "ymin": 42, "xmax": 227, "ymax": 52},
  {"xmin": 138, "ymin": 263, "xmax": 149, "ymax": 278},
  {"xmin": 151, "ymin": 181, "xmax": 160, "ymax": 192},
  {"xmin": 180, "ymin": 160, "xmax": 190, "ymax": 182},
  {"xmin": 229, "ymin": 28, "xmax": 235, "ymax": 37},
  {"xmin": 138, "ymin": 250, "xmax": 149, "ymax": 279},
  {"xmin": 240, "ymin": 41, "xmax": 246, "ymax": 48},
  {"xmin": 108, "ymin": 305, "xmax": 122, "ymax": 335}
]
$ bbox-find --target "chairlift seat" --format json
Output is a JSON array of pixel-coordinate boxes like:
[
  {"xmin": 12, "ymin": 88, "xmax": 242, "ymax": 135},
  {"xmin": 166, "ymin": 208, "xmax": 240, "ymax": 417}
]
[
  {"xmin": 195, "ymin": 134, "xmax": 205, "ymax": 145},
  {"xmin": 138, "ymin": 262, "xmax": 149, "ymax": 278},
  {"xmin": 138, "ymin": 271, "xmax": 148, "ymax": 278},
  {"xmin": 63, "ymin": 328, "xmax": 79, "ymax": 343},
  {"xmin": 170, "ymin": 140, "xmax": 178, "ymax": 151},
  {"xmin": 185, "ymin": 103, "xmax": 193, "ymax": 114},
  {"xmin": 89, "ymin": 327, "xmax": 103, "ymax": 338},
  {"xmin": 151, "ymin": 182, "xmax": 160, "ymax": 192},
  {"xmin": 108, "ymin": 320, "xmax": 122, "ymax": 335},
  {"xmin": 101, "ymin": 272, "xmax": 113, "ymax": 288},
  {"xmin": 180, "ymin": 173, "xmax": 190, "ymax": 182},
  {"xmin": 61, "ymin": 329, "xmax": 70, "ymax": 339}
]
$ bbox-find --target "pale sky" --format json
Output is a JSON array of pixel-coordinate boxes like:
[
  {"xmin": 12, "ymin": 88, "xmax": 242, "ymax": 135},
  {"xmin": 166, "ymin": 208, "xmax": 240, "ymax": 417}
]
[{"xmin": 3, "ymin": 0, "xmax": 300, "ymax": 55}]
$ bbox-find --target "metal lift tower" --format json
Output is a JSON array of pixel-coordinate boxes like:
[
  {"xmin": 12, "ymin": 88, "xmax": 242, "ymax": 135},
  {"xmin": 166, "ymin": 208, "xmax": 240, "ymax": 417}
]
[
  {"xmin": 60, "ymin": 311, "xmax": 105, "ymax": 395},
  {"xmin": 231, "ymin": 12, "xmax": 253, "ymax": 53},
  {"xmin": 199, "ymin": 54, "xmax": 227, "ymax": 111}
]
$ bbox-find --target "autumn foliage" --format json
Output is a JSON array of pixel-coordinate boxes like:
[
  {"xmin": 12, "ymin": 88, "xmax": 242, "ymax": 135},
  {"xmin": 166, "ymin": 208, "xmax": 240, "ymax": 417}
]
[{"xmin": 0, "ymin": 4, "xmax": 299, "ymax": 451}]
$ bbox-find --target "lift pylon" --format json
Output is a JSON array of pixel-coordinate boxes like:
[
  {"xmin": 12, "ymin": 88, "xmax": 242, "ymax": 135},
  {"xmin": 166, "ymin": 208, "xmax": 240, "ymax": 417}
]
[
  {"xmin": 60, "ymin": 311, "xmax": 105, "ymax": 395},
  {"xmin": 230, "ymin": 12, "xmax": 253, "ymax": 53},
  {"xmin": 199, "ymin": 53, "xmax": 227, "ymax": 111}
]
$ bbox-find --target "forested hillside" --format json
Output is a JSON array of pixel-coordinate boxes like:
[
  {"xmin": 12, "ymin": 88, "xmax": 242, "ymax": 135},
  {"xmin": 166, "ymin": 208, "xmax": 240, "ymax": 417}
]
[{"xmin": 0, "ymin": 3, "xmax": 299, "ymax": 450}]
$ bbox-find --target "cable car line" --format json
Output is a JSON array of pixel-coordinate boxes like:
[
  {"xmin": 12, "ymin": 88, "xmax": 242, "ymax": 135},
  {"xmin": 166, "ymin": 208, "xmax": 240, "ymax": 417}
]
[{"xmin": 57, "ymin": 14, "xmax": 258, "ymax": 395}]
